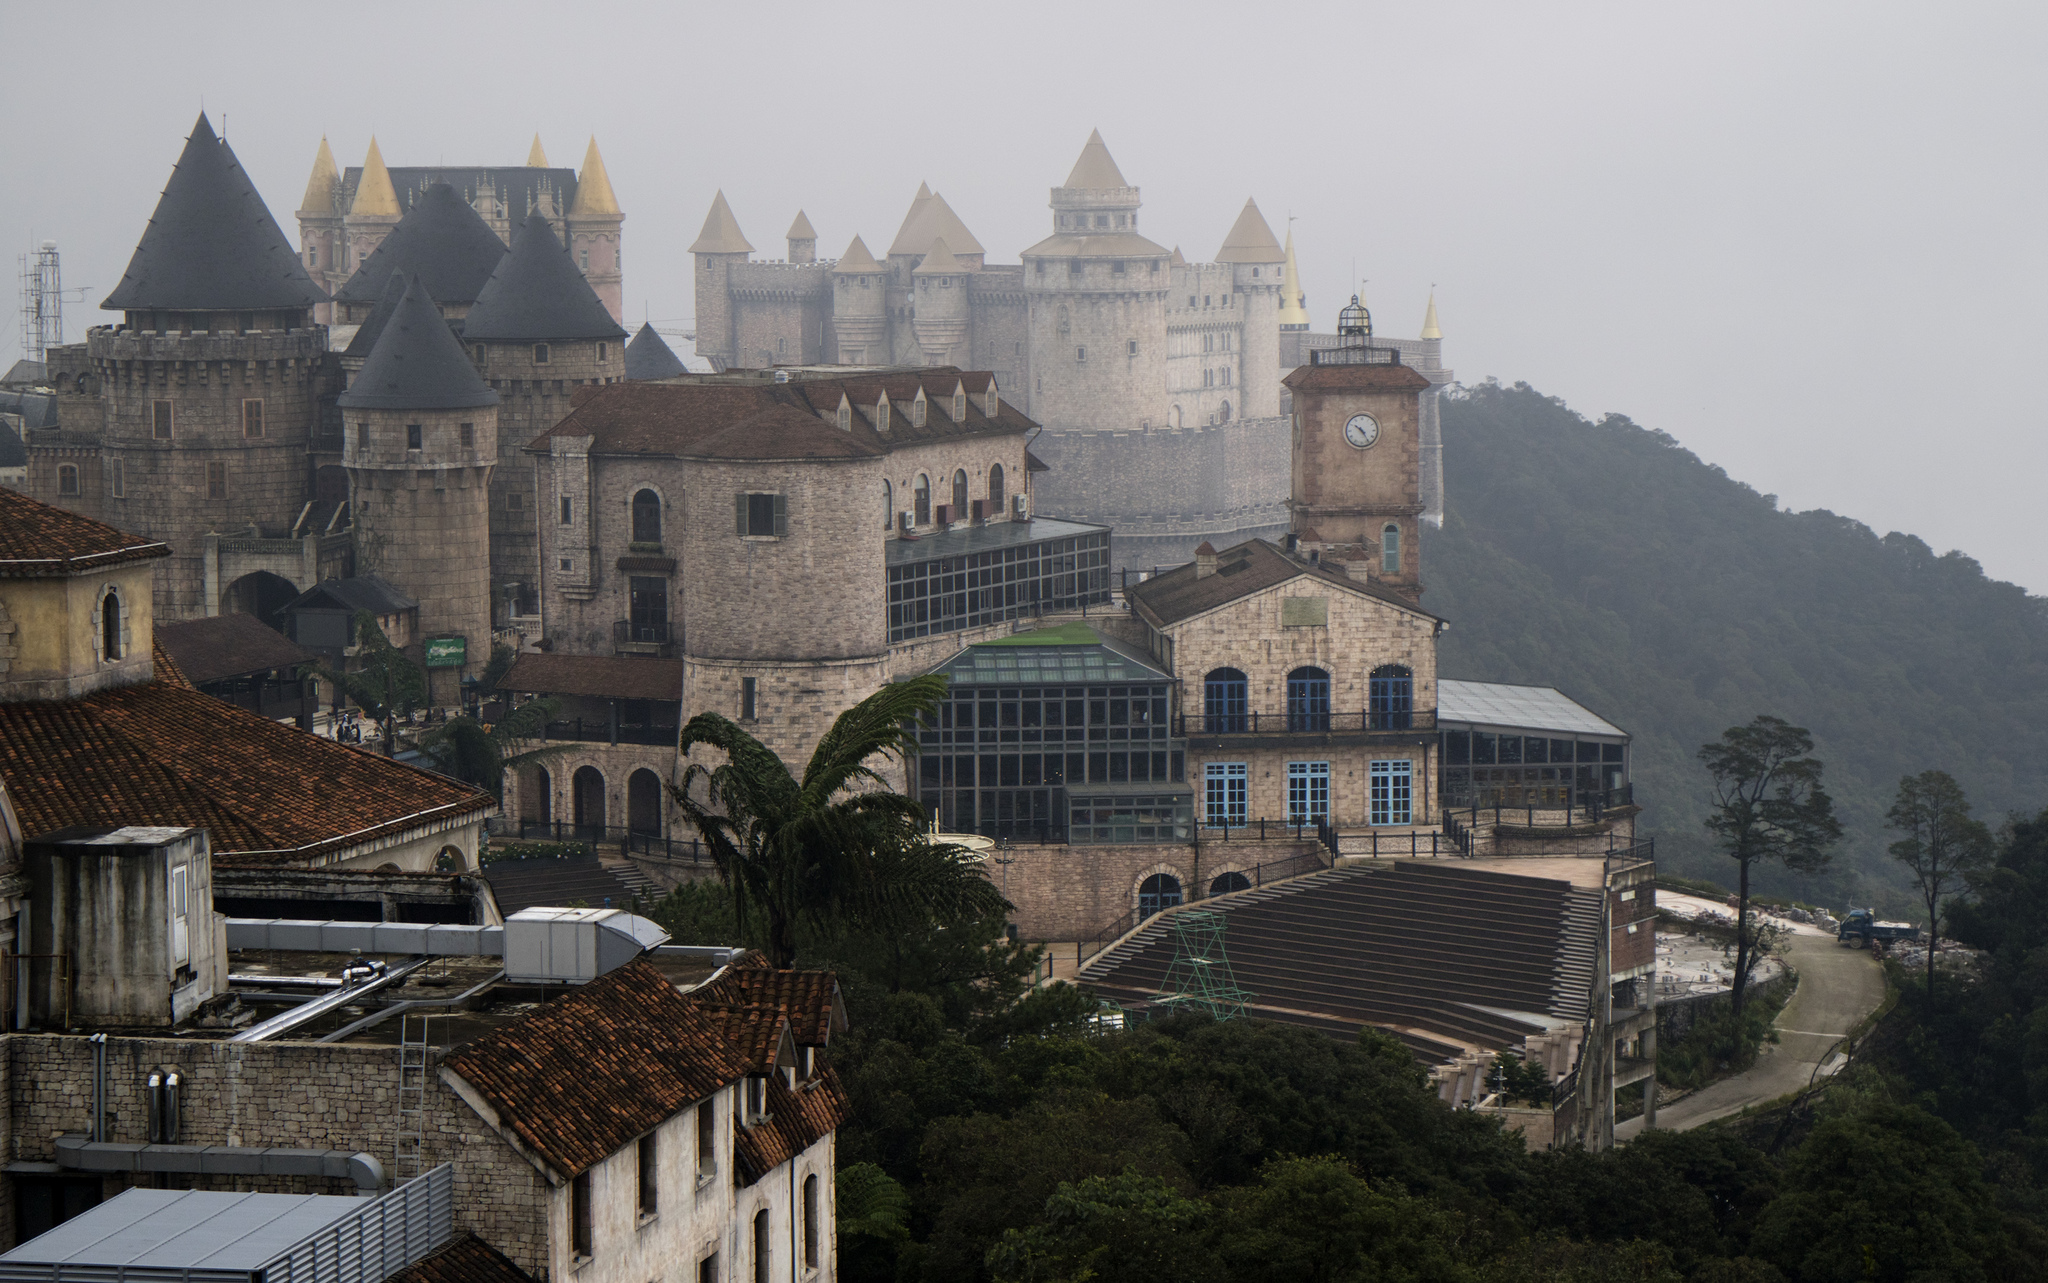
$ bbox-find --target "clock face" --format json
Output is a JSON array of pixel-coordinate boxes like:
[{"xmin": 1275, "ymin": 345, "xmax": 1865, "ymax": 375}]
[{"xmin": 1343, "ymin": 413, "xmax": 1381, "ymax": 449}]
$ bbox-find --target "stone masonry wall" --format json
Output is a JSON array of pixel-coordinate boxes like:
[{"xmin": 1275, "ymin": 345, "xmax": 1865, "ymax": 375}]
[
  {"xmin": 481, "ymin": 337, "xmax": 624, "ymax": 601},
  {"xmin": 4, "ymin": 1034, "xmax": 548, "ymax": 1270},
  {"xmin": 996, "ymin": 838, "xmax": 1322, "ymax": 942}
]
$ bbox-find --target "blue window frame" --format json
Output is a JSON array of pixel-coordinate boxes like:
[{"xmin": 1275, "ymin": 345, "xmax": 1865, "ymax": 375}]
[
  {"xmin": 1139, "ymin": 872, "xmax": 1184, "ymax": 918},
  {"xmin": 1370, "ymin": 665, "xmax": 1413, "ymax": 730},
  {"xmin": 1370, "ymin": 759, "xmax": 1413, "ymax": 826},
  {"xmin": 1287, "ymin": 667, "xmax": 1330, "ymax": 731},
  {"xmin": 1204, "ymin": 668, "xmax": 1247, "ymax": 733},
  {"xmin": 1204, "ymin": 761, "xmax": 1247, "ymax": 828},
  {"xmin": 1287, "ymin": 760, "xmax": 1330, "ymax": 824}
]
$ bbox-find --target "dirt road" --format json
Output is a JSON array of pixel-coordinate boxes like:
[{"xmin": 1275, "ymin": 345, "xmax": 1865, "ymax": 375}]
[{"xmin": 1615, "ymin": 931, "xmax": 1885, "ymax": 1142}]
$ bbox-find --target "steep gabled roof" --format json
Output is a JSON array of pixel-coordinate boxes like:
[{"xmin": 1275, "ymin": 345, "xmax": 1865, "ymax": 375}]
[
  {"xmin": 386, "ymin": 1235, "xmax": 536, "ymax": 1283},
  {"xmin": 688, "ymin": 190, "xmax": 753, "ymax": 254},
  {"xmin": 1215, "ymin": 197, "xmax": 1285, "ymax": 263},
  {"xmin": 1063, "ymin": 128, "xmax": 1130, "ymax": 189},
  {"xmin": 0, "ymin": 488, "xmax": 169, "ymax": 576},
  {"xmin": 157, "ymin": 613, "xmax": 314, "ymax": 685},
  {"xmin": 338, "ymin": 276, "xmax": 499, "ymax": 411},
  {"xmin": 624, "ymin": 322, "xmax": 687, "ymax": 380},
  {"xmin": 287, "ymin": 575, "xmax": 418, "ymax": 615},
  {"xmin": 333, "ymin": 182, "xmax": 509, "ymax": 307},
  {"xmin": 103, "ymin": 114, "xmax": 327, "ymax": 313},
  {"xmin": 463, "ymin": 213, "xmax": 626, "ymax": 342}
]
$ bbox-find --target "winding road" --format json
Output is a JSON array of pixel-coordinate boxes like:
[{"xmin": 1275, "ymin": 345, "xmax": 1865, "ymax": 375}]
[{"xmin": 1615, "ymin": 929, "xmax": 1886, "ymax": 1142}]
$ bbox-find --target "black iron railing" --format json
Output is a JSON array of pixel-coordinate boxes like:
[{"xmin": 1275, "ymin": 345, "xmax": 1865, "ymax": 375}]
[
  {"xmin": 488, "ymin": 818, "xmax": 715, "ymax": 863},
  {"xmin": 1177, "ymin": 709, "xmax": 1435, "ymax": 736},
  {"xmin": 540, "ymin": 718, "xmax": 678, "ymax": 747},
  {"xmin": 1439, "ymin": 784, "xmax": 1635, "ymax": 830},
  {"xmin": 1308, "ymin": 344, "xmax": 1402, "ymax": 366},
  {"xmin": 612, "ymin": 619, "xmax": 673, "ymax": 656}
]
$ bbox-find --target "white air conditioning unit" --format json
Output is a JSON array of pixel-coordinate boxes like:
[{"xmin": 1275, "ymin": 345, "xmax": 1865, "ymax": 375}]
[
  {"xmin": 898, "ymin": 511, "xmax": 915, "ymax": 536},
  {"xmin": 1013, "ymin": 495, "xmax": 1028, "ymax": 518}
]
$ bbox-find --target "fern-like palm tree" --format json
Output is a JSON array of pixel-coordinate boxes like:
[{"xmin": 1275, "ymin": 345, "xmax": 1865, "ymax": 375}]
[
  {"xmin": 417, "ymin": 695, "xmax": 566, "ymax": 799},
  {"xmin": 669, "ymin": 674, "xmax": 1005, "ymax": 967}
]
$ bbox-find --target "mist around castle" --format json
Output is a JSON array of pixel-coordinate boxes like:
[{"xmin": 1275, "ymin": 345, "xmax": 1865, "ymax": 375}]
[{"xmin": 0, "ymin": 6, "xmax": 2044, "ymax": 1280}]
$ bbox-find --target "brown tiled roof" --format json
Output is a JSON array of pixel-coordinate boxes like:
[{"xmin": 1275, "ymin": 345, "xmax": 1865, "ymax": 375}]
[
  {"xmin": 386, "ymin": 1235, "xmax": 536, "ymax": 1283},
  {"xmin": 1127, "ymin": 538, "xmax": 1439, "ymax": 628},
  {"xmin": 733, "ymin": 1065, "xmax": 852, "ymax": 1188},
  {"xmin": 498, "ymin": 653, "xmax": 684, "ymax": 702},
  {"xmin": 157, "ymin": 613, "xmax": 315, "ymax": 685},
  {"xmin": 696, "ymin": 1003, "xmax": 795, "ymax": 1071},
  {"xmin": 1281, "ymin": 362, "xmax": 1433, "ymax": 393},
  {"xmin": 529, "ymin": 367, "xmax": 1032, "ymax": 461},
  {"xmin": 0, "ymin": 677, "xmax": 493, "ymax": 863},
  {"xmin": 0, "ymin": 488, "xmax": 171, "ymax": 577},
  {"xmin": 693, "ymin": 963, "xmax": 845, "ymax": 1046},
  {"xmin": 151, "ymin": 638, "xmax": 192, "ymax": 689},
  {"xmin": 444, "ymin": 958, "xmax": 753, "ymax": 1178}
]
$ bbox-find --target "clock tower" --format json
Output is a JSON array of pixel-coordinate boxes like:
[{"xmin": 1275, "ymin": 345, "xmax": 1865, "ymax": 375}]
[{"xmin": 1281, "ymin": 295, "xmax": 1434, "ymax": 603}]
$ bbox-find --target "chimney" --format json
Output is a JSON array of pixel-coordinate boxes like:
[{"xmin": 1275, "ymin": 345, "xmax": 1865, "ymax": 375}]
[{"xmin": 1194, "ymin": 541, "xmax": 1217, "ymax": 578}]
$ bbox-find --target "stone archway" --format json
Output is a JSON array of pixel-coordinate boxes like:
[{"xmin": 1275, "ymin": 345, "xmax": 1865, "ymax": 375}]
[{"xmin": 221, "ymin": 571, "xmax": 300, "ymax": 633}]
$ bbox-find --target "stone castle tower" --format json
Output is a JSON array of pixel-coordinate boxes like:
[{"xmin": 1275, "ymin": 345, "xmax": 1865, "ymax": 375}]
[
  {"xmin": 298, "ymin": 134, "xmax": 624, "ymax": 327},
  {"xmin": 336, "ymin": 274, "xmax": 499, "ymax": 699},
  {"xmin": 51, "ymin": 114, "xmax": 333, "ymax": 620}
]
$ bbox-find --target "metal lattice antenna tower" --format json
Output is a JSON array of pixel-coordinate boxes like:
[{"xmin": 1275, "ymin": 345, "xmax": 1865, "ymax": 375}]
[
  {"xmin": 19, "ymin": 242, "xmax": 61, "ymax": 362},
  {"xmin": 1155, "ymin": 909, "xmax": 1253, "ymax": 1020}
]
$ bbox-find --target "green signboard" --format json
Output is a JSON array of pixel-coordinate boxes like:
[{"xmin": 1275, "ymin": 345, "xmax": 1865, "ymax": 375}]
[{"xmin": 424, "ymin": 636, "xmax": 467, "ymax": 668}]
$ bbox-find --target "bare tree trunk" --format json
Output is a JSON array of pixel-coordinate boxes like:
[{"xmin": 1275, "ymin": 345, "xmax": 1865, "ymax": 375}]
[
  {"xmin": 1926, "ymin": 885, "xmax": 1939, "ymax": 1007},
  {"xmin": 1732, "ymin": 857, "xmax": 1752, "ymax": 1018}
]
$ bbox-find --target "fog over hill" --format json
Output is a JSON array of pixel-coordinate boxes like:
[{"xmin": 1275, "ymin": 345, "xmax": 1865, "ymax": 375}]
[{"xmin": 1426, "ymin": 381, "xmax": 2048, "ymax": 913}]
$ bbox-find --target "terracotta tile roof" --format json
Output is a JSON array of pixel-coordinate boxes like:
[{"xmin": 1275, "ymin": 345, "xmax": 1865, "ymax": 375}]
[
  {"xmin": 157, "ymin": 613, "xmax": 315, "ymax": 685},
  {"xmin": 0, "ymin": 488, "xmax": 171, "ymax": 577},
  {"xmin": 530, "ymin": 368, "xmax": 1031, "ymax": 462},
  {"xmin": 151, "ymin": 638, "xmax": 192, "ymax": 689},
  {"xmin": 694, "ymin": 962, "xmax": 845, "ymax": 1046},
  {"xmin": 499, "ymin": 653, "xmax": 683, "ymax": 702},
  {"xmin": 1126, "ymin": 538, "xmax": 1439, "ymax": 628},
  {"xmin": 695, "ymin": 1003, "xmax": 795, "ymax": 1071},
  {"xmin": 444, "ymin": 958, "xmax": 752, "ymax": 1177},
  {"xmin": 0, "ymin": 676, "xmax": 493, "ymax": 863},
  {"xmin": 386, "ymin": 1235, "xmax": 536, "ymax": 1283},
  {"xmin": 733, "ymin": 1066, "xmax": 852, "ymax": 1188},
  {"xmin": 1281, "ymin": 362, "xmax": 1433, "ymax": 393}
]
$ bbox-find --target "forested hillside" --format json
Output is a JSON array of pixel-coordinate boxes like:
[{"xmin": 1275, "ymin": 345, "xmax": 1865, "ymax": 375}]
[{"xmin": 1426, "ymin": 381, "xmax": 2048, "ymax": 909}]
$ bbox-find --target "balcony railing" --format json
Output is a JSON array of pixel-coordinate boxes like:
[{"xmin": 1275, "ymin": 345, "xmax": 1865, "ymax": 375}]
[
  {"xmin": 541, "ymin": 717, "xmax": 678, "ymax": 747},
  {"xmin": 1176, "ymin": 709, "xmax": 1436, "ymax": 736},
  {"xmin": 1308, "ymin": 343, "xmax": 1403, "ymax": 366},
  {"xmin": 613, "ymin": 618, "xmax": 673, "ymax": 657}
]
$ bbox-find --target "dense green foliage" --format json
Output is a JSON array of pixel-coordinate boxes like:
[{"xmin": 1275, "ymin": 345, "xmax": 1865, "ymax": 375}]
[{"xmin": 1427, "ymin": 382, "xmax": 2048, "ymax": 911}]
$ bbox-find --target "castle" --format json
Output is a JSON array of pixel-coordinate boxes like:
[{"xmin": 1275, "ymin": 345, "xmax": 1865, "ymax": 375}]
[{"xmin": 691, "ymin": 130, "xmax": 1451, "ymax": 569}]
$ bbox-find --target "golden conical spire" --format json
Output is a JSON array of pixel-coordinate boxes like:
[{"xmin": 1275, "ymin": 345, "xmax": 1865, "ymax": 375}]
[
  {"xmin": 299, "ymin": 136, "xmax": 340, "ymax": 213},
  {"xmin": 1420, "ymin": 290, "xmax": 1441, "ymax": 340},
  {"xmin": 1277, "ymin": 228, "xmax": 1310, "ymax": 331},
  {"xmin": 527, "ymin": 134, "xmax": 549, "ymax": 167},
  {"xmin": 568, "ymin": 136, "xmax": 620, "ymax": 217},
  {"xmin": 350, "ymin": 138, "xmax": 400, "ymax": 217}
]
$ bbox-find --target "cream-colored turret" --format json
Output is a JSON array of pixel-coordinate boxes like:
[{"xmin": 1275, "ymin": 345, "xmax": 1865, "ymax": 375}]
[
  {"xmin": 298, "ymin": 137, "xmax": 345, "ymax": 320},
  {"xmin": 566, "ymin": 136, "xmax": 624, "ymax": 323},
  {"xmin": 1216, "ymin": 197, "xmax": 1285, "ymax": 419},
  {"xmin": 689, "ymin": 190, "xmax": 753, "ymax": 365},
  {"xmin": 830, "ymin": 235, "xmax": 885, "ymax": 364},
  {"xmin": 912, "ymin": 237, "xmax": 970, "ymax": 366},
  {"xmin": 786, "ymin": 210, "xmax": 817, "ymax": 265}
]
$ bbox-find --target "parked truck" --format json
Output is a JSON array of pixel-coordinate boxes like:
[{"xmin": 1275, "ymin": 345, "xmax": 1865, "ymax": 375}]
[{"xmin": 1838, "ymin": 908, "xmax": 1921, "ymax": 948}]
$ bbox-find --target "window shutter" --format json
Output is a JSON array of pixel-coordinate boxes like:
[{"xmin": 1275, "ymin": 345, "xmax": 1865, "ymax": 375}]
[
  {"xmin": 772, "ymin": 494, "xmax": 788, "ymax": 537},
  {"xmin": 735, "ymin": 493, "xmax": 748, "ymax": 536}
]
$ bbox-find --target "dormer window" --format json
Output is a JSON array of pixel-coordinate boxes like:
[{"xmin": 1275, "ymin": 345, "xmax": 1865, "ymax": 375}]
[
  {"xmin": 836, "ymin": 399, "xmax": 851, "ymax": 432},
  {"xmin": 743, "ymin": 1075, "xmax": 769, "ymax": 1123},
  {"xmin": 912, "ymin": 394, "xmax": 926, "ymax": 428},
  {"xmin": 985, "ymin": 384, "xmax": 999, "ymax": 416},
  {"xmin": 877, "ymin": 398, "xmax": 890, "ymax": 432},
  {"xmin": 954, "ymin": 390, "xmax": 966, "ymax": 421}
]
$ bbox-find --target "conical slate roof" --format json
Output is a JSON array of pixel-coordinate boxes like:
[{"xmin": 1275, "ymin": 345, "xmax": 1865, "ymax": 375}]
[
  {"xmin": 833, "ymin": 235, "xmax": 882, "ymax": 274},
  {"xmin": 463, "ymin": 213, "xmax": 626, "ymax": 342},
  {"xmin": 625, "ymin": 323, "xmax": 687, "ymax": 380},
  {"xmin": 1215, "ymin": 197, "xmax": 1284, "ymax": 263},
  {"xmin": 1064, "ymin": 129, "xmax": 1130, "ymax": 189},
  {"xmin": 343, "ymin": 272, "xmax": 409, "ymax": 360},
  {"xmin": 103, "ymin": 114, "xmax": 327, "ymax": 313},
  {"xmin": 688, "ymin": 191, "xmax": 753, "ymax": 254},
  {"xmin": 333, "ymin": 183, "xmax": 508, "ymax": 307},
  {"xmin": 337, "ymin": 275, "xmax": 498, "ymax": 411}
]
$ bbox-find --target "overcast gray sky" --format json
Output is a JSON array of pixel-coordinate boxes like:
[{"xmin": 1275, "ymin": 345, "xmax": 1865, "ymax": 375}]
[{"xmin": 6, "ymin": 1, "xmax": 2042, "ymax": 590}]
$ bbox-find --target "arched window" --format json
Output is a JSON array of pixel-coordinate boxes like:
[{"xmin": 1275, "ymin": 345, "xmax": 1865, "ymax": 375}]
[
  {"xmin": 1286, "ymin": 666, "xmax": 1330, "ymax": 731},
  {"xmin": 988, "ymin": 463, "xmax": 1005, "ymax": 513},
  {"xmin": 1220, "ymin": 400, "xmax": 1232, "ymax": 423},
  {"xmin": 1370, "ymin": 665, "xmax": 1413, "ymax": 730},
  {"xmin": 627, "ymin": 769, "xmax": 663, "ymax": 842},
  {"xmin": 101, "ymin": 589, "xmax": 121, "ymax": 661},
  {"xmin": 952, "ymin": 469, "xmax": 968, "ymax": 517},
  {"xmin": 524, "ymin": 766, "xmax": 552, "ymax": 827},
  {"xmin": 913, "ymin": 474, "xmax": 931, "ymax": 525},
  {"xmin": 572, "ymin": 765, "xmax": 606, "ymax": 837},
  {"xmin": 1203, "ymin": 667, "xmax": 1247, "ymax": 733},
  {"xmin": 1382, "ymin": 523, "xmax": 1402, "ymax": 574},
  {"xmin": 1138, "ymin": 873, "xmax": 1183, "ymax": 918},
  {"xmin": 753, "ymin": 1208, "xmax": 770, "ymax": 1283},
  {"xmin": 1169, "ymin": 404, "xmax": 1182, "ymax": 429},
  {"xmin": 802, "ymin": 1174, "xmax": 820, "ymax": 1268},
  {"xmin": 631, "ymin": 489, "xmax": 661, "ymax": 544},
  {"xmin": 1210, "ymin": 870, "xmax": 1252, "ymax": 896},
  {"xmin": 883, "ymin": 479, "xmax": 894, "ymax": 530}
]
